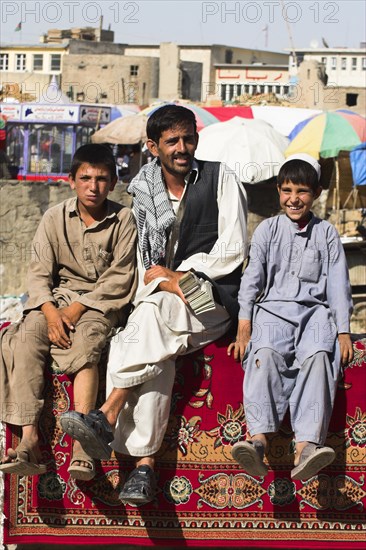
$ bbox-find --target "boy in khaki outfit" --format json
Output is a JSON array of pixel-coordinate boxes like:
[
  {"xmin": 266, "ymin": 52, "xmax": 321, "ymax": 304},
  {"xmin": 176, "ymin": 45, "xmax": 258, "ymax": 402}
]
[{"xmin": 0, "ymin": 144, "xmax": 137, "ymax": 480}]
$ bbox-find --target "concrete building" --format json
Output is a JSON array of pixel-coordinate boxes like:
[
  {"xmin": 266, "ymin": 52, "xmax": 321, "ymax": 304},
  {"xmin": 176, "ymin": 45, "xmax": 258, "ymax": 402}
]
[
  {"xmin": 0, "ymin": 42, "xmax": 68, "ymax": 101},
  {"xmin": 1, "ymin": 29, "xmax": 290, "ymax": 105},
  {"xmin": 291, "ymin": 46, "xmax": 366, "ymax": 87},
  {"xmin": 123, "ymin": 43, "xmax": 289, "ymax": 103},
  {"xmin": 7, "ymin": 27, "xmax": 364, "ymax": 110},
  {"xmin": 214, "ymin": 63, "xmax": 289, "ymax": 102},
  {"xmin": 61, "ymin": 40, "xmax": 159, "ymax": 105},
  {"xmin": 287, "ymin": 45, "xmax": 366, "ymax": 112}
]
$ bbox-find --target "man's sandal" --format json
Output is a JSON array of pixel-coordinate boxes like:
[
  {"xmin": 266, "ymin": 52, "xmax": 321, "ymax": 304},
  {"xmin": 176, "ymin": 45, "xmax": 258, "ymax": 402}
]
[
  {"xmin": 231, "ymin": 440, "xmax": 268, "ymax": 477},
  {"xmin": 0, "ymin": 443, "xmax": 47, "ymax": 476},
  {"xmin": 291, "ymin": 443, "xmax": 335, "ymax": 480},
  {"xmin": 60, "ymin": 410, "xmax": 114, "ymax": 460},
  {"xmin": 119, "ymin": 465, "xmax": 157, "ymax": 506},
  {"xmin": 68, "ymin": 450, "xmax": 95, "ymax": 481}
]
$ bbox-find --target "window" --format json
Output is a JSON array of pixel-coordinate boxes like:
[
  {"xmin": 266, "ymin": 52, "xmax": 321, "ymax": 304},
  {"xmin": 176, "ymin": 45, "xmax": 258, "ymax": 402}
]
[
  {"xmin": 221, "ymin": 84, "xmax": 226, "ymax": 100},
  {"xmin": 33, "ymin": 54, "xmax": 43, "ymax": 71},
  {"xmin": 331, "ymin": 57, "xmax": 337, "ymax": 70},
  {"xmin": 341, "ymin": 57, "xmax": 347, "ymax": 70},
  {"xmin": 50, "ymin": 54, "xmax": 61, "ymax": 71},
  {"xmin": 15, "ymin": 53, "xmax": 26, "ymax": 71},
  {"xmin": 351, "ymin": 58, "xmax": 357, "ymax": 70},
  {"xmin": 130, "ymin": 65, "xmax": 139, "ymax": 76},
  {"xmin": 362, "ymin": 57, "xmax": 366, "ymax": 70},
  {"xmin": 321, "ymin": 57, "xmax": 327, "ymax": 65},
  {"xmin": 28, "ymin": 124, "xmax": 73, "ymax": 174},
  {"xmin": 346, "ymin": 93, "xmax": 358, "ymax": 107},
  {"xmin": 0, "ymin": 53, "xmax": 9, "ymax": 71},
  {"xmin": 225, "ymin": 49, "xmax": 233, "ymax": 64}
]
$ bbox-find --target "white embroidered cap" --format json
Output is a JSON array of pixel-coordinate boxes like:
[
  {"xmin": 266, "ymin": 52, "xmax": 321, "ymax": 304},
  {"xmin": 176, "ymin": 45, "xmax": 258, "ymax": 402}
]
[{"xmin": 283, "ymin": 153, "xmax": 321, "ymax": 181}]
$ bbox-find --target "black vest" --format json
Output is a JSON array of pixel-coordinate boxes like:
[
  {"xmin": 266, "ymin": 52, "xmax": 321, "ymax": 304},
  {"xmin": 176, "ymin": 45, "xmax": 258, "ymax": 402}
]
[{"xmin": 173, "ymin": 160, "xmax": 243, "ymax": 321}]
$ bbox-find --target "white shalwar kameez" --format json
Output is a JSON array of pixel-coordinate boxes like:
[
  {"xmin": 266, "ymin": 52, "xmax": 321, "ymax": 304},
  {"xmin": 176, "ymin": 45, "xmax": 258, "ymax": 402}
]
[{"xmin": 107, "ymin": 164, "xmax": 247, "ymax": 456}]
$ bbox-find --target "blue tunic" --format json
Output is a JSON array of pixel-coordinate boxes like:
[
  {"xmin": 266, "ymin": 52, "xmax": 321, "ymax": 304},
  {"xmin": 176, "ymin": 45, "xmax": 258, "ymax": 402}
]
[{"xmin": 238, "ymin": 213, "xmax": 353, "ymax": 365}]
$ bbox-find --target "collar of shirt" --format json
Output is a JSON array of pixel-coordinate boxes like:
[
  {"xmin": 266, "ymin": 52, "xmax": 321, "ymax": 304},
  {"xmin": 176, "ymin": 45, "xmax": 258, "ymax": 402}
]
[
  {"xmin": 167, "ymin": 159, "xmax": 200, "ymax": 208},
  {"xmin": 188, "ymin": 159, "xmax": 200, "ymax": 185},
  {"xmin": 284, "ymin": 211, "xmax": 315, "ymax": 234},
  {"xmin": 168, "ymin": 159, "xmax": 199, "ymax": 202},
  {"xmin": 67, "ymin": 197, "xmax": 117, "ymax": 222}
]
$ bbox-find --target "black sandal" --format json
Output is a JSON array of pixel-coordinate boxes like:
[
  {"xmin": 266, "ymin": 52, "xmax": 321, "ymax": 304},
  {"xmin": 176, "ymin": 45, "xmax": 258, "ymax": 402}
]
[
  {"xmin": 119, "ymin": 465, "xmax": 157, "ymax": 505},
  {"xmin": 60, "ymin": 410, "xmax": 114, "ymax": 460}
]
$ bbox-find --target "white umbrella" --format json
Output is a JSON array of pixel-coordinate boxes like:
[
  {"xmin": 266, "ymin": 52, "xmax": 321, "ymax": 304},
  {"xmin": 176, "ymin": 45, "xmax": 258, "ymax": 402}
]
[
  {"xmin": 252, "ymin": 106, "xmax": 322, "ymax": 137},
  {"xmin": 195, "ymin": 117, "xmax": 289, "ymax": 183},
  {"xmin": 91, "ymin": 113, "xmax": 148, "ymax": 144}
]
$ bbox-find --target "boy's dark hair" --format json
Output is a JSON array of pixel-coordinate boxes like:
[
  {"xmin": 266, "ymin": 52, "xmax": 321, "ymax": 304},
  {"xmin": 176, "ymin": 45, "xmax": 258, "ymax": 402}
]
[
  {"xmin": 277, "ymin": 159, "xmax": 319, "ymax": 191},
  {"xmin": 146, "ymin": 104, "xmax": 197, "ymax": 143},
  {"xmin": 70, "ymin": 143, "xmax": 116, "ymax": 179}
]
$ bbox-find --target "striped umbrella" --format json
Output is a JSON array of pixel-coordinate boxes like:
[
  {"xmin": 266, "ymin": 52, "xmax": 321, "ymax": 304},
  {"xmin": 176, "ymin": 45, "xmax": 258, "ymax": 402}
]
[
  {"xmin": 140, "ymin": 101, "xmax": 219, "ymax": 132},
  {"xmin": 286, "ymin": 111, "xmax": 366, "ymax": 159}
]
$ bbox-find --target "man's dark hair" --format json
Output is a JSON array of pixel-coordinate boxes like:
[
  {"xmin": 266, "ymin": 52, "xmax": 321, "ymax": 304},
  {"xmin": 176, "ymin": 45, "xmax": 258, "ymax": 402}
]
[
  {"xmin": 70, "ymin": 143, "xmax": 116, "ymax": 179},
  {"xmin": 146, "ymin": 104, "xmax": 197, "ymax": 143},
  {"xmin": 277, "ymin": 159, "xmax": 319, "ymax": 192}
]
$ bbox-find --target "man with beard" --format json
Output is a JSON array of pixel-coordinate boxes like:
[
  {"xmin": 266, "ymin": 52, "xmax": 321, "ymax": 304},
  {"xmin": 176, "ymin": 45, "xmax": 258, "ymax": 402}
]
[{"xmin": 61, "ymin": 105, "xmax": 248, "ymax": 505}]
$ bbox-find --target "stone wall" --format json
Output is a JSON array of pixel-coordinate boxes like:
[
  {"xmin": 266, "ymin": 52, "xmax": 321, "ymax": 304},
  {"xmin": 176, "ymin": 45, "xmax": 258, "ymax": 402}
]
[{"xmin": 0, "ymin": 180, "xmax": 131, "ymax": 296}]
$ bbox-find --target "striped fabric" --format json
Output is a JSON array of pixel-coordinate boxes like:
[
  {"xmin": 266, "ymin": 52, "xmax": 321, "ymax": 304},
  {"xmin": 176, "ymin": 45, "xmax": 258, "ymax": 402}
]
[{"xmin": 127, "ymin": 158, "xmax": 175, "ymax": 269}]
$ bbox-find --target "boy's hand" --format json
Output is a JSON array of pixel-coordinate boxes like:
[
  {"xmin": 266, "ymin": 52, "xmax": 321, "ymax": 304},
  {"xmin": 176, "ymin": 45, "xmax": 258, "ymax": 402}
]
[
  {"xmin": 227, "ymin": 319, "xmax": 252, "ymax": 362},
  {"xmin": 144, "ymin": 266, "xmax": 187, "ymax": 302},
  {"xmin": 41, "ymin": 302, "xmax": 87, "ymax": 349},
  {"xmin": 60, "ymin": 302, "xmax": 87, "ymax": 327},
  {"xmin": 41, "ymin": 303, "xmax": 74, "ymax": 349},
  {"xmin": 338, "ymin": 333, "xmax": 354, "ymax": 365}
]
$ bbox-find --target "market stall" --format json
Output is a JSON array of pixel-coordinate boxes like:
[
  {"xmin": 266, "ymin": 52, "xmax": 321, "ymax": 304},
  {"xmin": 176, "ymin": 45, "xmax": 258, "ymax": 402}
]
[{"xmin": 0, "ymin": 101, "xmax": 111, "ymax": 180}]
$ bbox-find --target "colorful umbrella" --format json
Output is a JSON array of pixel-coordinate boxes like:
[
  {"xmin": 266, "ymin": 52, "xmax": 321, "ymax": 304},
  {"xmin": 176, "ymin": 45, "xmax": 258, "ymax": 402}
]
[
  {"xmin": 286, "ymin": 111, "xmax": 366, "ymax": 159},
  {"xmin": 203, "ymin": 106, "xmax": 254, "ymax": 122},
  {"xmin": 0, "ymin": 114, "xmax": 6, "ymax": 150},
  {"xmin": 140, "ymin": 101, "xmax": 219, "ymax": 132}
]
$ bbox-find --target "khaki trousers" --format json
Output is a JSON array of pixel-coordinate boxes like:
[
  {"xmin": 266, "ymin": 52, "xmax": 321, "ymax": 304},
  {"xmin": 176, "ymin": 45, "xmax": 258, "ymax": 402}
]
[{"xmin": 0, "ymin": 308, "xmax": 112, "ymax": 425}]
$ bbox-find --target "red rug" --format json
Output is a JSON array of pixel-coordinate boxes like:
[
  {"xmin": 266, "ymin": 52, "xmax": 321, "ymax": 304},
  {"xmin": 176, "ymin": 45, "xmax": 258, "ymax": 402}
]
[{"xmin": 3, "ymin": 337, "xmax": 366, "ymax": 547}]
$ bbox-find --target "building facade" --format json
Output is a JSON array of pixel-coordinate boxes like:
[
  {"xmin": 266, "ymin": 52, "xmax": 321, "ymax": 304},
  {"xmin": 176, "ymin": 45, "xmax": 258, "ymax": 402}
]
[
  {"xmin": 1, "ymin": 32, "xmax": 290, "ymax": 105},
  {"xmin": 0, "ymin": 42, "xmax": 68, "ymax": 101},
  {"xmin": 2, "ymin": 28, "xmax": 364, "ymax": 109},
  {"xmin": 288, "ymin": 46, "xmax": 366, "ymax": 112}
]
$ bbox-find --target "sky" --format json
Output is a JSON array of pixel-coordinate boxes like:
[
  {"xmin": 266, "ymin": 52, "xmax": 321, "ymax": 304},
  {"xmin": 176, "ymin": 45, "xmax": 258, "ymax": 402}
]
[{"xmin": 1, "ymin": 0, "xmax": 365, "ymax": 52}]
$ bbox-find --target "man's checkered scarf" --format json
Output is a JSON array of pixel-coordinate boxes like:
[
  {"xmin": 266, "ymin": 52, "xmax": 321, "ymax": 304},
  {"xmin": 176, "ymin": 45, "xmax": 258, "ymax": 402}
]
[{"xmin": 128, "ymin": 158, "xmax": 175, "ymax": 269}]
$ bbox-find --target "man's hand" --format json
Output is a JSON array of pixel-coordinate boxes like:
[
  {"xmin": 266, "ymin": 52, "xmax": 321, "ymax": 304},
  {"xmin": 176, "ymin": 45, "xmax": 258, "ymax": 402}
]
[
  {"xmin": 227, "ymin": 319, "xmax": 252, "ymax": 362},
  {"xmin": 41, "ymin": 302, "xmax": 87, "ymax": 349},
  {"xmin": 338, "ymin": 333, "xmax": 354, "ymax": 366},
  {"xmin": 144, "ymin": 266, "xmax": 187, "ymax": 302}
]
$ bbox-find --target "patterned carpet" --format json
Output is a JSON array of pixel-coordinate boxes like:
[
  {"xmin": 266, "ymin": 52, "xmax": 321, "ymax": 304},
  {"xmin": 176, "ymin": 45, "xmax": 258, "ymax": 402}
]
[{"xmin": 3, "ymin": 338, "xmax": 366, "ymax": 547}]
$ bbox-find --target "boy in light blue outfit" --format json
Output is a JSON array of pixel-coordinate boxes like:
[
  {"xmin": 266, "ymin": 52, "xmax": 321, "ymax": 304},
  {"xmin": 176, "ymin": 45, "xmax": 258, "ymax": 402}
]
[{"xmin": 228, "ymin": 153, "xmax": 354, "ymax": 480}]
